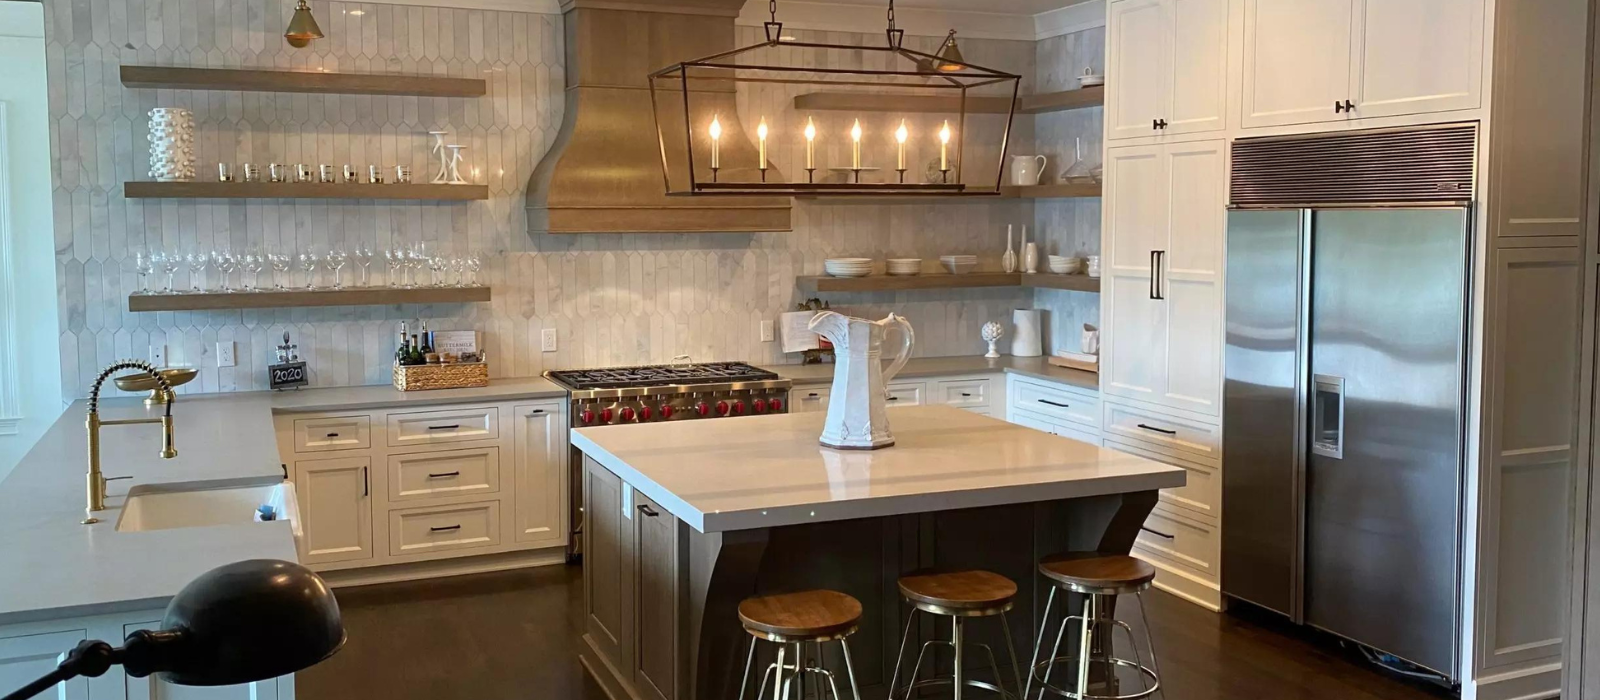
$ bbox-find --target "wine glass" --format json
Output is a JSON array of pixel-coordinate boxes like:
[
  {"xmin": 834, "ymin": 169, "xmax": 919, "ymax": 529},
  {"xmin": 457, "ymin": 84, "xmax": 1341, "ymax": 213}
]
[
  {"xmin": 298, "ymin": 251, "xmax": 321, "ymax": 290},
  {"xmin": 325, "ymin": 248, "xmax": 349, "ymax": 289},
  {"xmin": 269, "ymin": 252, "xmax": 292, "ymax": 290},
  {"xmin": 450, "ymin": 256, "xmax": 466, "ymax": 287},
  {"xmin": 353, "ymin": 246, "xmax": 375, "ymax": 287},
  {"xmin": 212, "ymin": 250, "xmax": 239, "ymax": 292},
  {"xmin": 133, "ymin": 249, "xmax": 155, "ymax": 295},
  {"xmin": 405, "ymin": 245, "xmax": 427, "ymax": 288},
  {"xmin": 426, "ymin": 253, "xmax": 447, "ymax": 287},
  {"xmin": 466, "ymin": 251, "xmax": 483, "ymax": 286},
  {"xmin": 186, "ymin": 251, "xmax": 209, "ymax": 293},
  {"xmin": 241, "ymin": 250, "xmax": 265, "ymax": 292},
  {"xmin": 385, "ymin": 248, "xmax": 406, "ymax": 288},
  {"xmin": 159, "ymin": 251, "xmax": 183, "ymax": 294}
]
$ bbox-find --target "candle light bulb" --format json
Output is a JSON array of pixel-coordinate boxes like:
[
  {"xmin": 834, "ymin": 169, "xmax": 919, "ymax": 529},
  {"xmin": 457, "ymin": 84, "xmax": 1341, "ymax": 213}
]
[
  {"xmin": 804, "ymin": 117, "xmax": 816, "ymax": 142},
  {"xmin": 895, "ymin": 119, "xmax": 908, "ymax": 172},
  {"xmin": 850, "ymin": 119, "xmax": 862, "ymax": 170},
  {"xmin": 708, "ymin": 114, "xmax": 722, "ymax": 170},
  {"xmin": 850, "ymin": 119, "xmax": 862, "ymax": 143},
  {"xmin": 895, "ymin": 120, "xmax": 908, "ymax": 145},
  {"xmin": 757, "ymin": 118, "xmax": 769, "ymax": 172},
  {"xmin": 709, "ymin": 115, "xmax": 723, "ymax": 140},
  {"xmin": 938, "ymin": 120, "xmax": 952, "ymax": 172},
  {"xmin": 804, "ymin": 117, "xmax": 816, "ymax": 171},
  {"xmin": 939, "ymin": 120, "xmax": 951, "ymax": 145}
]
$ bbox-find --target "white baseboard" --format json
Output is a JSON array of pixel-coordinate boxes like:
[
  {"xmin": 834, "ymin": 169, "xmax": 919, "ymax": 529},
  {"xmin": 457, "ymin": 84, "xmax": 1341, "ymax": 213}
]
[
  {"xmin": 318, "ymin": 547, "xmax": 566, "ymax": 588},
  {"xmin": 1471, "ymin": 661, "xmax": 1561, "ymax": 700}
]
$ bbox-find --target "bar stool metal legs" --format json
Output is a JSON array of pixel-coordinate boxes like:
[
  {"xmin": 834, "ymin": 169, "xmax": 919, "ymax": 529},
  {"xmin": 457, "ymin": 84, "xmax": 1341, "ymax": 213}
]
[
  {"xmin": 887, "ymin": 570, "xmax": 1025, "ymax": 700},
  {"xmin": 736, "ymin": 590, "xmax": 864, "ymax": 700},
  {"xmin": 1026, "ymin": 554, "xmax": 1163, "ymax": 700}
]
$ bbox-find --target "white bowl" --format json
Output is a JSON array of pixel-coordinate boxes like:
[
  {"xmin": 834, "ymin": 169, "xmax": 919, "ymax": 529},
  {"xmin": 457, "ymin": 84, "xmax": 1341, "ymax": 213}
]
[
  {"xmin": 1079, "ymin": 74, "xmax": 1105, "ymax": 87},
  {"xmin": 943, "ymin": 260, "xmax": 977, "ymax": 275},
  {"xmin": 826, "ymin": 268, "xmax": 872, "ymax": 278},
  {"xmin": 826, "ymin": 257, "xmax": 872, "ymax": 265}
]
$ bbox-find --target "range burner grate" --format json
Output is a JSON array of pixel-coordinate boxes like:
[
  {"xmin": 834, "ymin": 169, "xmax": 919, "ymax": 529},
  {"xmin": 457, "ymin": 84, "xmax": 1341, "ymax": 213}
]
[{"xmin": 548, "ymin": 362, "xmax": 780, "ymax": 390}]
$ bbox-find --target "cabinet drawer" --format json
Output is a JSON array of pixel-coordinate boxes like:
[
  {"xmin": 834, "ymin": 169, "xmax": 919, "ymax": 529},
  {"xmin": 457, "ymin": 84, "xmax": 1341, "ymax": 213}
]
[
  {"xmin": 886, "ymin": 382, "xmax": 925, "ymax": 407},
  {"xmin": 1011, "ymin": 407, "xmax": 1100, "ymax": 446},
  {"xmin": 792, "ymin": 386, "xmax": 830, "ymax": 413},
  {"xmin": 388, "ymin": 446, "xmax": 501, "ymax": 502},
  {"xmin": 1012, "ymin": 379, "xmax": 1099, "ymax": 428},
  {"xmin": 1103, "ymin": 436, "xmax": 1217, "ymax": 521},
  {"xmin": 389, "ymin": 501, "xmax": 501, "ymax": 556},
  {"xmin": 935, "ymin": 378, "xmax": 992, "ymax": 409},
  {"xmin": 386, "ymin": 406, "xmax": 499, "ymax": 447},
  {"xmin": 293, "ymin": 415, "xmax": 372, "ymax": 453},
  {"xmin": 1134, "ymin": 505, "xmax": 1218, "ymax": 582},
  {"xmin": 1102, "ymin": 402, "xmax": 1218, "ymax": 460}
]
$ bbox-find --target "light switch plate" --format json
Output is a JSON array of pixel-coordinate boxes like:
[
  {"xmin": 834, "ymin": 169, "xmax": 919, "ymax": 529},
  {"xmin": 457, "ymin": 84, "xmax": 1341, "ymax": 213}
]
[
  {"xmin": 216, "ymin": 341, "xmax": 236, "ymax": 367},
  {"xmin": 541, "ymin": 328, "xmax": 558, "ymax": 352},
  {"xmin": 149, "ymin": 345, "xmax": 166, "ymax": 367},
  {"xmin": 760, "ymin": 320, "xmax": 775, "ymax": 342}
]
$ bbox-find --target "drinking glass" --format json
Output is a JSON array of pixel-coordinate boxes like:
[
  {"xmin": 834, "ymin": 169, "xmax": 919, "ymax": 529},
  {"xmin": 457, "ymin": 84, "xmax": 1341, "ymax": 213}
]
[
  {"xmin": 212, "ymin": 250, "xmax": 239, "ymax": 292},
  {"xmin": 269, "ymin": 252, "xmax": 292, "ymax": 290},
  {"xmin": 354, "ymin": 246, "xmax": 375, "ymax": 286},
  {"xmin": 325, "ymin": 248, "xmax": 349, "ymax": 289},
  {"xmin": 404, "ymin": 246, "xmax": 427, "ymax": 288},
  {"xmin": 242, "ymin": 250, "xmax": 265, "ymax": 292},
  {"xmin": 159, "ymin": 251, "xmax": 183, "ymax": 294},
  {"xmin": 466, "ymin": 251, "xmax": 483, "ymax": 286},
  {"xmin": 133, "ymin": 249, "xmax": 155, "ymax": 294},
  {"xmin": 298, "ymin": 251, "xmax": 321, "ymax": 290},
  {"xmin": 450, "ymin": 256, "xmax": 466, "ymax": 287},
  {"xmin": 186, "ymin": 252, "xmax": 209, "ymax": 293},
  {"xmin": 384, "ymin": 248, "xmax": 406, "ymax": 288},
  {"xmin": 426, "ymin": 253, "xmax": 447, "ymax": 287}
]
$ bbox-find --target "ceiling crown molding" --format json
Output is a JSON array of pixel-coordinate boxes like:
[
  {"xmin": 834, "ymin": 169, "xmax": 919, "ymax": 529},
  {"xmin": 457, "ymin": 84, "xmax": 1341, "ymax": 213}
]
[{"xmin": 1034, "ymin": 0, "xmax": 1104, "ymax": 40}]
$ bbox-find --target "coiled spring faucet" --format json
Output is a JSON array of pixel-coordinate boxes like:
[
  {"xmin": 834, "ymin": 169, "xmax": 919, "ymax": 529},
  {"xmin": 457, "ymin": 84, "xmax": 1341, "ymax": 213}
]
[{"xmin": 83, "ymin": 360, "xmax": 178, "ymax": 524}]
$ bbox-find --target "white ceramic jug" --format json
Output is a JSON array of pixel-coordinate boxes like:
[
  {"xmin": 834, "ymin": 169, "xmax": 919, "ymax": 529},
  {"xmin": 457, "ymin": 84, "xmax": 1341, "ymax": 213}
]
[
  {"xmin": 1010, "ymin": 155, "xmax": 1047, "ymax": 186},
  {"xmin": 808, "ymin": 311, "xmax": 915, "ymax": 449}
]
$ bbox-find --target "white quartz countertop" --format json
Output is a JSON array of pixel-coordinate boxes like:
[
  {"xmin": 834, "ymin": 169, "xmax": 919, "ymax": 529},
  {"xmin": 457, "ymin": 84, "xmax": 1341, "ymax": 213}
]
[
  {"xmin": 0, "ymin": 375, "xmax": 565, "ymax": 626},
  {"xmin": 774, "ymin": 356, "xmax": 1099, "ymax": 392},
  {"xmin": 572, "ymin": 405, "xmax": 1182, "ymax": 533}
]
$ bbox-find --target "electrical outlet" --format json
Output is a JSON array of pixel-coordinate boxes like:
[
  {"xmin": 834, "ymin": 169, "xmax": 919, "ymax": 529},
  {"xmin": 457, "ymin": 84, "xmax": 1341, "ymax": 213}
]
[
  {"xmin": 149, "ymin": 345, "xmax": 166, "ymax": 367},
  {"xmin": 216, "ymin": 341, "xmax": 236, "ymax": 367},
  {"xmin": 541, "ymin": 328, "xmax": 558, "ymax": 352},
  {"xmin": 760, "ymin": 320, "xmax": 775, "ymax": 342}
]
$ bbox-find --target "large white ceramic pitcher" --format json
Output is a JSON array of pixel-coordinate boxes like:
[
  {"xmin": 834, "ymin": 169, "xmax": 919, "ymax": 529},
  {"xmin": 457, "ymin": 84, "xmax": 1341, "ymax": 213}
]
[{"xmin": 808, "ymin": 311, "xmax": 915, "ymax": 449}]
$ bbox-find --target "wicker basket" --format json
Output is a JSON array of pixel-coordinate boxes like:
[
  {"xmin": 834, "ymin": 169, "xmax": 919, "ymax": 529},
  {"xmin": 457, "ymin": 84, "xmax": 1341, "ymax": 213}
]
[{"xmin": 392, "ymin": 362, "xmax": 489, "ymax": 391}]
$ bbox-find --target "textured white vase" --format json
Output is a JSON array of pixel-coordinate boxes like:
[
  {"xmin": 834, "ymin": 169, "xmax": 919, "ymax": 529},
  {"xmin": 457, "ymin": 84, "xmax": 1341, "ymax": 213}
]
[
  {"xmin": 1012, "ymin": 309, "xmax": 1043, "ymax": 357},
  {"xmin": 809, "ymin": 311, "xmax": 915, "ymax": 450},
  {"xmin": 148, "ymin": 108, "xmax": 196, "ymax": 182}
]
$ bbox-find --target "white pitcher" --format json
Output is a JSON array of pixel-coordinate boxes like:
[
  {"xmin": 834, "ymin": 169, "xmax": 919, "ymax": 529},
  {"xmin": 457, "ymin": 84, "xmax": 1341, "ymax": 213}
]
[
  {"xmin": 1010, "ymin": 155, "xmax": 1047, "ymax": 186},
  {"xmin": 808, "ymin": 311, "xmax": 915, "ymax": 450}
]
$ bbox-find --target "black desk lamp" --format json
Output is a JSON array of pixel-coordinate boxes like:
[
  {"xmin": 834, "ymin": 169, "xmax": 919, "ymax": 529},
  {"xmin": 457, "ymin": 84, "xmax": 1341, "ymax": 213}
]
[{"xmin": 2, "ymin": 559, "xmax": 344, "ymax": 700}]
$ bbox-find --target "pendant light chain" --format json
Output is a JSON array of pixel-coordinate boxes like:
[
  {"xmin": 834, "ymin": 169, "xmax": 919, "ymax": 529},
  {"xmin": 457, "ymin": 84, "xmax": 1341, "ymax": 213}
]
[
  {"xmin": 885, "ymin": 0, "xmax": 904, "ymax": 49},
  {"xmin": 764, "ymin": 0, "xmax": 783, "ymax": 43}
]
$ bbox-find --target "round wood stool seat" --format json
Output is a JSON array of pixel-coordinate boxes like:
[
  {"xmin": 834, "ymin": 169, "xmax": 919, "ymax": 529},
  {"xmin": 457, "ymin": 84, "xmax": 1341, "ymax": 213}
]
[
  {"xmin": 1038, "ymin": 552, "xmax": 1155, "ymax": 595},
  {"xmin": 897, "ymin": 569, "xmax": 1018, "ymax": 616},
  {"xmin": 738, "ymin": 589, "xmax": 863, "ymax": 642}
]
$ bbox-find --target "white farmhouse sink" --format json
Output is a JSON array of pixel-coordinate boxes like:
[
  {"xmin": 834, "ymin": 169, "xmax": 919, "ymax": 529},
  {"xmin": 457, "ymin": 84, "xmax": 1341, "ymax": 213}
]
[{"xmin": 116, "ymin": 480, "xmax": 298, "ymax": 533}]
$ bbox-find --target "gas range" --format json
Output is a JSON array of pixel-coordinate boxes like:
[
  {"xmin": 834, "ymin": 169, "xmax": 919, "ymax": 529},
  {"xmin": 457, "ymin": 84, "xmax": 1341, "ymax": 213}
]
[{"xmin": 545, "ymin": 361, "xmax": 792, "ymax": 426}]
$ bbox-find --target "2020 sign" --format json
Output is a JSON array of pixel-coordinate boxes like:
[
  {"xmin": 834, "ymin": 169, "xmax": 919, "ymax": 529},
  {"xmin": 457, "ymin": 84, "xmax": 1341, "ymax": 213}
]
[{"xmin": 269, "ymin": 361, "xmax": 308, "ymax": 390}]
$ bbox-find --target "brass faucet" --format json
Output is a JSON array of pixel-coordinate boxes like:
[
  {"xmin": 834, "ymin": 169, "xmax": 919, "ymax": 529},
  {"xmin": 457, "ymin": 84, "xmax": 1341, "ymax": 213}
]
[{"xmin": 83, "ymin": 360, "xmax": 178, "ymax": 524}]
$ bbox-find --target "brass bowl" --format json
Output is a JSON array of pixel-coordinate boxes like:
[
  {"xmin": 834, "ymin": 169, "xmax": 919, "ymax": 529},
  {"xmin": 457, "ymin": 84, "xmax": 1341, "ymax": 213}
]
[{"xmin": 114, "ymin": 367, "xmax": 199, "ymax": 405}]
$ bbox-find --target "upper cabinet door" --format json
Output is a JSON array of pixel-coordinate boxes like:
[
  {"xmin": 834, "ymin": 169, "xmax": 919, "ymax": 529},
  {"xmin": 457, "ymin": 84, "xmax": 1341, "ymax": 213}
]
[
  {"xmin": 1107, "ymin": 0, "xmax": 1172, "ymax": 140},
  {"xmin": 1349, "ymin": 0, "xmax": 1483, "ymax": 119},
  {"xmin": 1160, "ymin": 141, "xmax": 1227, "ymax": 416},
  {"xmin": 1104, "ymin": 144, "xmax": 1169, "ymax": 275},
  {"xmin": 1164, "ymin": 0, "xmax": 1229, "ymax": 135},
  {"xmin": 1240, "ymin": 0, "xmax": 1355, "ymax": 128}
]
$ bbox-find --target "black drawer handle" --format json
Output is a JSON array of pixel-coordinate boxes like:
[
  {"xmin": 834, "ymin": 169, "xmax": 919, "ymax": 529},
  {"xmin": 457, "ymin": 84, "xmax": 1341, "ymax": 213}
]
[
  {"xmin": 530, "ymin": 409, "xmax": 545, "ymax": 414},
  {"xmin": 1137, "ymin": 423, "xmax": 1177, "ymax": 435},
  {"xmin": 887, "ymin": 396, "xmax": 900, "ymax": 402},
  {"xmin": 637, "ymin": 504, "xmax": 659, "ymax": 517},
  {"xmin": 805, "ymin": 393, "xmax": 821, "ymax": 399},
  {"xmin": 960, "ymin": 392, "xmax": 973, "ymax": 397},
  {"xmin": 1141, "ymin": 526, "xmax": 1175, "ymax": 540},
  {"xmin": 325, "ymin": 432, "xmax": 339, "ymax": 438},
  {"xmin": 1037, "ymin": 399, "xmax": 1070, "ymax": 408},
  {"xmin": 427, "ymin": 471, "xmax": 461, "ymax": 479},
  {"xmin": 429, "ymin": 524, "xmax": 461, "ymax": 532},
  {"xmin": 427, "ymin": 424, "xmax": 462, "ymax": 431}
]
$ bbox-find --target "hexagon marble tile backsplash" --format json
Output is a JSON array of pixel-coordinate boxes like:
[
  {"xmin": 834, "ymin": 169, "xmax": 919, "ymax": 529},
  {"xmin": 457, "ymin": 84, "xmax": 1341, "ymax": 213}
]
[{"xmin": 45, "ymin": 0, "xmax": 1102, "ymax": 399}]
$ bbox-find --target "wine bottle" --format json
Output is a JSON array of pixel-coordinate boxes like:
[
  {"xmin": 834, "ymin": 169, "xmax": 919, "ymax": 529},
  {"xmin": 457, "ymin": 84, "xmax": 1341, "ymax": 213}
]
[
  {"xmin": 420, "ymin": 320, "xmax": 434, "ymax": 354},
  {"xmin": 410, "ymin": 334, "xmax": 425, "ymax": 365},
  {"xmin": 395, "ymin": 321, "xmax": 410, "ymax": 366}
]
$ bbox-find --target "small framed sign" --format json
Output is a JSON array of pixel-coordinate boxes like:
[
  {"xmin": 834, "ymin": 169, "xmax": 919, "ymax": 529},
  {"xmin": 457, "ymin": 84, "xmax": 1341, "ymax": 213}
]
[{"xmin": 268, "ymin": 361, "xmax": 309, "ymax": 390}]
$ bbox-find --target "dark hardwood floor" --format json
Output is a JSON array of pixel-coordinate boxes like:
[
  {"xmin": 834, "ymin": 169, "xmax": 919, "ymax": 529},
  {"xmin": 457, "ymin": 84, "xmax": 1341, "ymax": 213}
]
[{"xmin": 298, "ymin": 565, "xmax": 1455, "ymax": 700}]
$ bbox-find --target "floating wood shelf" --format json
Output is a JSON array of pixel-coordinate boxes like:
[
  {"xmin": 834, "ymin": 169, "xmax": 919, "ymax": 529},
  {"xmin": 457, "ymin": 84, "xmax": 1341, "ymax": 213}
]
[
  {"xmin": 128, "ymin": 287, "xmax": 492, "ymax": 312},
  {"xmin": 999, "ymin": 183, "xmax": 1102, "ymax": 199},
  {"xmin": 1020, "ymin": 274, "xmax": 1101, "ymax": 292},
  {"xmin": 123, "ymin": 182, "xmax": 489, "ymax": 201},
  {"xmin": 791, "ymin": 86, "xmax": 1103, "ymax": 115},
  {"xmin": 120, "ymin": 65, "xmax": 486, "ymax": 97}
]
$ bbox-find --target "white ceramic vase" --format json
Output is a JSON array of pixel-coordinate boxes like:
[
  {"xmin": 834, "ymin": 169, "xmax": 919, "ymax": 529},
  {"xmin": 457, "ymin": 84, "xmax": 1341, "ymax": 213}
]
[
  {"xmin": 809, "ymin": 311, "xmax": 915, "ymax": 450},
  {"xmin": 1002, "ymin": 225, "xmax": 1017, "ymax": 273},
  {"xmin": 148, "ymin": 108, "xmax": 196, "ymax": 182},
  {"xmin": 1012, "ymin": 309, "xmax": 1043, "ymax": 357},
  {"xmin": 1023, "ymin": 242, "xmax": 1040, "ymax": 275}
]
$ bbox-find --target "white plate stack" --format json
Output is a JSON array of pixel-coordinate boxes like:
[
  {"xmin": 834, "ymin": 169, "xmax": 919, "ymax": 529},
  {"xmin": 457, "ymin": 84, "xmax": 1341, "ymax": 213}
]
[
  {"xmin": 940, "ymin": 255, "xmax": 977, "ymax": 275},
  {"xmin": 824, "ymin": 258, "xmax": 873, "ymax": 278},
  {"xmin": 886, "ymin": 258, "xmax": 922, "ymax": 276}
]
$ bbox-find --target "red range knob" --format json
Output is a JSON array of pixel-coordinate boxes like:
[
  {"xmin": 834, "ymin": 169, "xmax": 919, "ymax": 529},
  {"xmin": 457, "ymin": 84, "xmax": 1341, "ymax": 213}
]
[
  {"xmin": 769, "ymin": 398, "xmax": 784, "ymax": 412},
  {"xmin": 696, "ymin": 402, "xmax": 710, "ymax": 417},
  {"xmin": 732, "ymin": 401, "xmax": 747, "ymax": 415},
  {"xmin": 640, "ymin": 406, "xmax": 653, "ymax": 420},
  {"xmin": 752, "ymin": 398, "xmax": 767, "ymax": 413},
  {"xmin": 580, "ymin": 409, "xmax": 595, "ymax": 424},
  {"xmin": 601, "ymin": 408, "xmax": 614, "ymax": 422},
  {"xmin": 660, "ymin": 405, "xmax": 674, "ymax": 419},
  {"xmin": 716, "ymin": 400, "xmax": 730, "ymax": 416},
  {"xmin": 620, "ymin": 407, "xmax": 636, "ymax": 422}
]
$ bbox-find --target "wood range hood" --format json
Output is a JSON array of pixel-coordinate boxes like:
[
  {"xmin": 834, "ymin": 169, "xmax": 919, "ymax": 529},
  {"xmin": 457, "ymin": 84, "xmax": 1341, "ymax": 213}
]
[{"xmin": 527, "ymin": 0, "xmax": 792, "ymax": 234}]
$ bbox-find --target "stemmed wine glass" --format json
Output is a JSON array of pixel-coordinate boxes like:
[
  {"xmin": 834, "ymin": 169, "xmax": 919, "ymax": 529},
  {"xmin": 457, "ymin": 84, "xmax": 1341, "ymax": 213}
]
[
  {"xmin": 466, "ymin": 251, "xmax": 483, "ymax": 286},
  {"xmin": 186, "ymin": 252, "xmax": 209, "ymax": 293},
  {"xmin": 325, "ymin": 248, "xmax": 349, "ymax": 289},
  {"xmin": 241, "ymin": 250, "xmax": 265, "ymax": 292},
  {"xmin": 405, "ymin": 245, "xmax": 427, "ymax": 288},
  {"xmin": 354, "ymin": 246, "xmax": 375, "ymax": 287},
  {"xmin": 450, "ymin": 256, "xmax": 466, "ymax": 287},
  {"xmin": 213, "ymin": 250, "xmax": 239, "ymax": 292},
  {"xmin": 385, "ymin": 248, "xmax": 406, "ymax": 288},
  {"xmin": 269, "ymin": 252, "xmax": 292, "ymax": 290},
  {"xmin": 298, "ymin": 251, "xmax": 321, "ymax": 290},
  {"xmin": 426, "ymin": 253, "xmax": 447, "ymax": 287},
  {"xmin": 133, "ymin": 249, "xmax": 155, "ymax": 295},
  {"xmin": 160, "ymin": 251, "xmax": 183, "ymax": 294}
]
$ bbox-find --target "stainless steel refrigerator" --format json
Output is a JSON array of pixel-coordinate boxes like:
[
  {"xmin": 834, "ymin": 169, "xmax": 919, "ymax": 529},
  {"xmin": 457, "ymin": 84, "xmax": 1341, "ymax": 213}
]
[{"xmin": 1222, "ymin": 124, "xmax": 1475, "ymax": 680}]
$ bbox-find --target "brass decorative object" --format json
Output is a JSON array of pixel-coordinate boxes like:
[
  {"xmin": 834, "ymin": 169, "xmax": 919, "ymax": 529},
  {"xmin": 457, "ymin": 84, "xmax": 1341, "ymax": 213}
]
[
  {"xmin": 284, "ymin": 0, "xmax": 324, "ymax": 49},
  {"xmin": 392, "ymin": 362, "xmax": 489, "ymax": 392},
  {"xmin": 114, "ymin": 367, "xmax": 198, "ymax": 405},
  {"xmin": 647, "ymin": 0, "xmax": 1019, "ymax": 197}
]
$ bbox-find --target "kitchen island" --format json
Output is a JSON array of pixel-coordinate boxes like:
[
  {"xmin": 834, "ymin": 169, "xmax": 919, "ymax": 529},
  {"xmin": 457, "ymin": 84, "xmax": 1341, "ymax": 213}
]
[{"xmin": 571, "ymin": 405, "xmax": 1185, "ymax": 700}]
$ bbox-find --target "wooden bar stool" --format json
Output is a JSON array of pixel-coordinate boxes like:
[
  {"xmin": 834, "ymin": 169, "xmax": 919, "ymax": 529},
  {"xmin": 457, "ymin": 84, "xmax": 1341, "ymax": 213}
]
[
  {"xmin": 887, "ymin": 570, "xmax": 1025, "ymax": 700},
  {"xmin": 1025, "ymin": 553, "xmax": 1161, "ymax": 700},
  {"xmin": 736, "ymin": 589, "xmax": 864, "ymax": 700}
]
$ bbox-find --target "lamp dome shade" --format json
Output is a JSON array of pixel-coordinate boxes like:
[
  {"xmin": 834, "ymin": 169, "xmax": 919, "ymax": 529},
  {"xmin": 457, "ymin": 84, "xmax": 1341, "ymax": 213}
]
[
  {"xmin": 156, "ymin": 560, "xmax": 344, "ymax": 686},
  {"xmin": 284, "ymin": 0, "xmax": 324, "ymax": 48},
  {"xmin": 936, "ymin": 32, "xmax": 966, "ymax": 72}
]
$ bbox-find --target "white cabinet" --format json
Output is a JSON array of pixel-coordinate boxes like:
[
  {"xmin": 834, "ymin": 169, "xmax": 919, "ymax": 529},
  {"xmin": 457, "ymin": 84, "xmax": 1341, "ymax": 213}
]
[
  {"xmin": 1241, "ymin": 0, "xmax": 1483, "ymax": 128},
  {"xmin": 792, "ymin": 386, "xmax": 830, "ymax": 413},
  {"xmin": 293, "ymin": 455, "xmax": 374, "ymax": 565},
  {"xmin": 790, "ymin": 375, "xmax": 1001, "ymax": 415},
  {"xmin": 885, "ymin": 382, "xmax": 925, "ymax": 407},
  {"xmin": 0, "ymin": 630, "xmax": 87, "ymax": 700},
  {"xmin": 513, "ymin": 402, "xmax": 566, "ymax": 546},
  {"xmin": 1107, "ymin": 0, "xmax": 1227, "ymax": 140},
  {"xmin": 1101, "ymin": 140, "xmax": 1225, "ymax": 417}
]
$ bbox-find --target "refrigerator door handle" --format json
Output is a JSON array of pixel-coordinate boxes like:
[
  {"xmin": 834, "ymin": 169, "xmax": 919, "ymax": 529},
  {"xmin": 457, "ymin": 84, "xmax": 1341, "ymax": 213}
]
[{"xmin": 1311, "ymin": 374, "xmax": 1345, "ymax": 459}]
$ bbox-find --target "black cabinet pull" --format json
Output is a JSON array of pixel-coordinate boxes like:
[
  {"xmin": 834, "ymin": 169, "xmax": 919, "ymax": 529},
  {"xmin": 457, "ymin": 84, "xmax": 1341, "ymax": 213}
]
[
  {"xmin": 1136, "ymin": 423, "xmax": 1177, "ymax": 435},
  {"xmin": 281, "ymin": 463, "xmax": 288, "ymax": 479},
  {"xmin": 325, "ymin": 432, "xmax": 339, "ymax": 438},
  {"xmin": 805, "ymin": 392, "xmax": 821, "ymax": 399},
  {"xmin": 429, "ymin": 524, "xmax": 461, "ymax": 532},
  {"xmin": 637, "ymin": 504, "xmax": 660, "ymax": 517},
  {"xmin": 1343, "ymin": 99, "xmax": 1355, "ymax": 112},
  {"xmin": 427, "ymin": 424, "xmax": 461, "ymax": 431},
  {"xmin": 529, "ymin": 409, "xmax": 545, "ymax": 414},
  {"xmin": 361, "ymin": 466, "xmax": 369, "ymax": 497},
  {"xmin": 1151, "ymin": 250, "xmax": 1165, "ymax": 299},
  {"xmin": 1141, "ymin": 526, "xmax": 1175, "ymax": 540},
  {"xmin": 1037, "ymin": 399, "xmax": 1071, "ymax": 408},
  {"xmin": 960, "ymin": 392, "xmax": 973, "ymax": 397},
  {"xmin": 1152, "ymin": 118, "xmax": 1161, "ymax": 130},
  {"xmin": 427, "ymin": 471, "xmax": 461, "ymax": 479},
  {"xmin": 1157, "ymin": 119, "xmax": 1168, "ymax": 129}
]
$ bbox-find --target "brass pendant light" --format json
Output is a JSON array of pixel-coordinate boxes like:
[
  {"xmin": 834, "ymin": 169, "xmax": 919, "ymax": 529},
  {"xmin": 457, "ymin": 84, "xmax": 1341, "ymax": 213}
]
[
  {"xmin": 284, "ymin": 0, "xmax": 324, "ymax": 49},
  {"xmin": 934, "ymin": 30, "xmax": 966, "ymax": 72}
]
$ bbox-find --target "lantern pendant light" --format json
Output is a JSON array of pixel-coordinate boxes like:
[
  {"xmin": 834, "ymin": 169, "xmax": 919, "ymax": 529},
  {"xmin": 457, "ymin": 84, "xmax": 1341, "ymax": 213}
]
[{"xmin": 284, "ymin": 0, "xmax": 324, "ymax": 49}]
